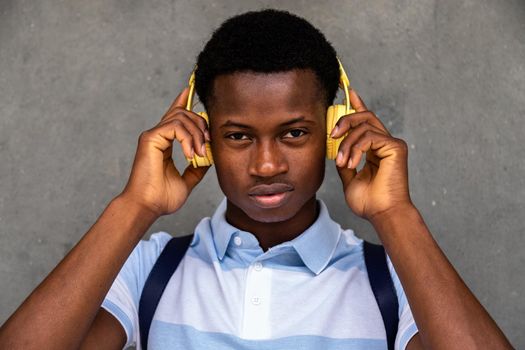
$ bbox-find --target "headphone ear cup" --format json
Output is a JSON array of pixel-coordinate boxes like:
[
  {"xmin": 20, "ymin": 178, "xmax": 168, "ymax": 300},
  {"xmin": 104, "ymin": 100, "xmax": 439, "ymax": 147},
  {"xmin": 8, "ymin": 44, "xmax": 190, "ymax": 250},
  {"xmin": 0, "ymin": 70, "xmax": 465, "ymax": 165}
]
[
  {"xmin": 188, "ymin": 112, "xmax": 214, "ymax": 167},
  {"xmin": 326, "ymin": 104, "xmax": 349, "ymax": 160}
]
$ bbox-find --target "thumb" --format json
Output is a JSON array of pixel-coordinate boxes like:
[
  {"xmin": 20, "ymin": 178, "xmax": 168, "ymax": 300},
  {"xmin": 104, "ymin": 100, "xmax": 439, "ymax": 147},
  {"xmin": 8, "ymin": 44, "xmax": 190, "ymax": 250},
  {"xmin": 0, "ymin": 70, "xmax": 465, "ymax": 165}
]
[
  {"xmin": 168, "ymin": 87, "xmax": 191, "ymax": 112},
  {"xmin": 349, "ymin": 89, "xmax": 368, "ymax": 113},
  {"xmin": 181, "ymin": 164, "xmax": 210, "ymax": 192}
]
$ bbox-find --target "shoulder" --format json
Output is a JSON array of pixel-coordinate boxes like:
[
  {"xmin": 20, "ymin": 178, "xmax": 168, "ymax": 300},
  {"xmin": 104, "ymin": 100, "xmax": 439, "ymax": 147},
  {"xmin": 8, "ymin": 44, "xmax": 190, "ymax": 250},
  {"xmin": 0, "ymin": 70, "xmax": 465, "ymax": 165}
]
[
  {"xmin": 101, "ymin": 232, "xmax": 174, "ymax": 346},
  {"xmin": 128, "ymin": 231, "xmax": 173, "ymax": 272},
  {"xmin": 116, "ymin": 232, "xmax": 174, "ymax": 304},
  {"xmin": 135, "ymin": 231, "xmax": 174, "ymax": 263}
]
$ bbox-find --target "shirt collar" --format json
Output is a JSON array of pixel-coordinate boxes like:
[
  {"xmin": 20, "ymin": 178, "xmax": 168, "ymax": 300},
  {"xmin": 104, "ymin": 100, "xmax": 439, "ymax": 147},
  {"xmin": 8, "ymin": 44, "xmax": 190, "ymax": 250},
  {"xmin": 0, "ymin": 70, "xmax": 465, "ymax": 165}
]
[{"xmin": 210, "ymin": 198, "xmax": 341, "ymax": 275}]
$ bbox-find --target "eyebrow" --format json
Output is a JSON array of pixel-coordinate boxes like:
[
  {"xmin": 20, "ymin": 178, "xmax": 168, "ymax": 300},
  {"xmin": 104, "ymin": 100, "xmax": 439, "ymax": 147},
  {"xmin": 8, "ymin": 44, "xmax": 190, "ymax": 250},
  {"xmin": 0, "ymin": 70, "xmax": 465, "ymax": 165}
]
[{"xmin": 219, "ymin": 116, "xmax": 314, "ymax": 129}]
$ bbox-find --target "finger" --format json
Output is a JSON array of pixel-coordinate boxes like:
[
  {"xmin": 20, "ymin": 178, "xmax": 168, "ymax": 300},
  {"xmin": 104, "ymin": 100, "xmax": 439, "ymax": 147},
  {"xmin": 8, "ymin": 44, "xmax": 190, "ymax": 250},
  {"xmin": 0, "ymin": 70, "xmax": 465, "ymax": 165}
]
[
  {"xmin": 331, "ymin": 111, "xmax": 391, "ymax": 138},
  {"xmin": 162, "ymin": 109, "xmax": 211, "ymax": 156},
  {"xmin": 181, "ymin": 163, "xmax": 210, "ymax": 191},
  {"xmin": 160, "ymin": 109, "xmax": 209, "ymax": 140},
  {"xmin": 159, "ymin": 111, "xmax": 209, "ymax": 156},
  {"xmin": 347, "ymin": 131, "xmax": 397, "ymax": 169},
  {"xmin": 335, "ymin": 122, "xmax": 387, "ymax": 168},
  {"xmin": 175, "ymin": 113, "xmax": 207, "ymax": 156},
  {"xmin": 349, "ymin": 89, "xmax": 368, "ymax": 113},
  {"xmin": 336, "ymin": 166, "xmax": 357, "ymax": 192},
  {"xmin": 150, "ymin": 119, "xmax": 195, "ymax": 158},
  {"xmin": 364, "ymin": 148, "xmax": 381, "ymax": 168},
  {"xmin": 169, "ymin": 121, "xmax": 195, "ymax": 159},
  {"xmin": 161, "ymin": 87, "xmax": 190, "ymax": 122}
]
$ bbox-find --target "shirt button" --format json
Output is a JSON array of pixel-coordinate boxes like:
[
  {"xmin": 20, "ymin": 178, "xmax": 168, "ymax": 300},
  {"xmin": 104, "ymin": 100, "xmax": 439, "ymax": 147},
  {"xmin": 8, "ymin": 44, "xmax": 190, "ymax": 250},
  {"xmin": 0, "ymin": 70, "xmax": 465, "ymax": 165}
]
[
  {"xmin": 254, "ymin": 262, "xmax": 263, "ymax": 271},
  {"xmin": 251, "ymin": 296, "xmax": 261, "ymax": 305},
  {"xmin": 233, "ymin": 236, "xmax": 242, "ymax": 246}
]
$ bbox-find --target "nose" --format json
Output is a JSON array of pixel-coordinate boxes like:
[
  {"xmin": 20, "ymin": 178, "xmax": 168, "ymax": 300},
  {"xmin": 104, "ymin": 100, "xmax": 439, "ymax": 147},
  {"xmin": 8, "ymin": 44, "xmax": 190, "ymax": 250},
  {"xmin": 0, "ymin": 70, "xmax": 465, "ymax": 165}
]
[{"xmin": 248, "ymin": 139, "xmax": 288, "ymax": 178}]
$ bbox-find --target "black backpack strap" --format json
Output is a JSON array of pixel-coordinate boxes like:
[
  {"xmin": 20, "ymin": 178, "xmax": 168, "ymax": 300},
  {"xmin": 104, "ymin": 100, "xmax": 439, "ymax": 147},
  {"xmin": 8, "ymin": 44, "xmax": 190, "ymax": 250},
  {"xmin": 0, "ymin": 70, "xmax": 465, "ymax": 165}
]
[
  {"xmin": 363, "ymin": 241, "xmax": 399, "ymax": 350},
  {"xmin": 138, "ymin": 234, "xmax": 193, "ymax": 350}
]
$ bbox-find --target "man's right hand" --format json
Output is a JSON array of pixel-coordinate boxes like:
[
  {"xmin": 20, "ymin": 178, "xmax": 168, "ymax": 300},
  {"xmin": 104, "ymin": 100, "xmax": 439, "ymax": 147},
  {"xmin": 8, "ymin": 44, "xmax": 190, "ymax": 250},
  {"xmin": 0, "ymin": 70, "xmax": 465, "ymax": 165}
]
[
  {"xmin": 119, "ymin": 87, "xmax": 211, "ymax": 217},
  {"xmin": 0, "ymin": 89, "xmax": 209, "ymax": 348}
]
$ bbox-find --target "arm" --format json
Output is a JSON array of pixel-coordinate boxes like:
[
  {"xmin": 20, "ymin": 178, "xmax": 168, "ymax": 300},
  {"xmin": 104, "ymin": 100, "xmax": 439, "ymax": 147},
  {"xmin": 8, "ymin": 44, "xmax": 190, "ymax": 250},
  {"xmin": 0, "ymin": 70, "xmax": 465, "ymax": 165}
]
[
  {"xmin": 372, "ymin": 204, "xmax": 512, "ymax": 349},
  {"xmin": 0, "ymin": 196, "xmax": 156, "ymax": 349},
  {"xmin": 332, "ymin": 89, "xmax": 512, "ymax": 349},
  {"xmin": 0, "ymin": 87, "xmax": 210, "ymax": 349}
]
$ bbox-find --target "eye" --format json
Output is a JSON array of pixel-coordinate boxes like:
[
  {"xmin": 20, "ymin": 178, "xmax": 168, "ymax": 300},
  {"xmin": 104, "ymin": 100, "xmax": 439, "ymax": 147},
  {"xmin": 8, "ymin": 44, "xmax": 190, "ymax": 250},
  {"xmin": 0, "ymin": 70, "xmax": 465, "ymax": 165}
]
[
  {"xmin": 283, "ymin": 129, "xmax": 307, "ymax": 138},
  {"xmin": 227, "ymin": 132, "xmax": 249, "ymax": 140}
]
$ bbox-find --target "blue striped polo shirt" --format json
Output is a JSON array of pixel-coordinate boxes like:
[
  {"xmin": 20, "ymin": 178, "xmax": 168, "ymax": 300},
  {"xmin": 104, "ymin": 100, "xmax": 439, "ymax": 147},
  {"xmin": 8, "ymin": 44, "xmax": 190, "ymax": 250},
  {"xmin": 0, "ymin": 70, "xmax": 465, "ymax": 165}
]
[{"xmin": 102, "ymin": 198, "xmax": 418, "ymax": 349}]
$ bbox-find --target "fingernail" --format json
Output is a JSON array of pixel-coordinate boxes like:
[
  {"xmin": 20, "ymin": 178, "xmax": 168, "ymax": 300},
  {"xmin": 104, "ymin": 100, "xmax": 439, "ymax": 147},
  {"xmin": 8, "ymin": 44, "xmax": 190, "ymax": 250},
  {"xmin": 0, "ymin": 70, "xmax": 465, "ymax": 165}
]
[
  {"xmin": 189, "ymin": 147, "xmax": 195, "ymax": 158},
  {"xmin": 204, "ymin": 130, "xmax": 211, "ymax": 141},
  {"xmin": 331, "ymin": 125, "xmax": 339, "ymax": 137},
  {"xmin": 347, "ymin": 157, "xmax": 353, "ymax": 169},
  {"xmin": 336, "ymin": 151, "xmax": 343, "ymax": 166},
  {"xmin": 201, "ymin": 144, "xmax": 207, "ymax": 156}
]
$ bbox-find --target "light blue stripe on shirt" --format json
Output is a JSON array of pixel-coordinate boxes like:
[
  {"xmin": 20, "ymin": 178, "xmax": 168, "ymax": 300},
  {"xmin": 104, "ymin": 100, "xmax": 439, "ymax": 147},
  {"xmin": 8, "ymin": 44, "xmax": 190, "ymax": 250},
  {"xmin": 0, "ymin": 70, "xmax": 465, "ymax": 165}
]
[{"xmin": 150, "ymin": 321, "xmax": 388, "ymax": 350}]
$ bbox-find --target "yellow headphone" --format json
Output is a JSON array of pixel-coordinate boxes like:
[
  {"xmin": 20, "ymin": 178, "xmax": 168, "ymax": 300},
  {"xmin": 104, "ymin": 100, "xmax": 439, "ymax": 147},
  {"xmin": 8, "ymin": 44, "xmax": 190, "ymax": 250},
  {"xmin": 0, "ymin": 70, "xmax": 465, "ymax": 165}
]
[{"xmin": 185, "ymin": 58, "xmax": 355, "ymax": 167}]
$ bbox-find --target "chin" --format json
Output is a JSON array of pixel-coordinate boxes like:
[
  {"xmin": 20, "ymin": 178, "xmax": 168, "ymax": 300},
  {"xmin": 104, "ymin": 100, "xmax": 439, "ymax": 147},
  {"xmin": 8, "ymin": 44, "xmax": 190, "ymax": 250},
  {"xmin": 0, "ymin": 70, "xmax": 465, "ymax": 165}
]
[
  {"xmin": 239, "ymin": 193, "xmax": 315, "ymax": 224},
  {"xmin": 245, "ymin": 207, "xmax": 298, "ymax": 223}
]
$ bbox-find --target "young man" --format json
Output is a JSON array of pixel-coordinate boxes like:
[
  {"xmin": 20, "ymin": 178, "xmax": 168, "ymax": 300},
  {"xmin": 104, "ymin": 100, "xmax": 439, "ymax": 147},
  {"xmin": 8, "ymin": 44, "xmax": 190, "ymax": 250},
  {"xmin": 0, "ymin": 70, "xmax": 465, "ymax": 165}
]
[{"xmin": 0, "ymin": 9, "xmax": 512, "ymax": 350}]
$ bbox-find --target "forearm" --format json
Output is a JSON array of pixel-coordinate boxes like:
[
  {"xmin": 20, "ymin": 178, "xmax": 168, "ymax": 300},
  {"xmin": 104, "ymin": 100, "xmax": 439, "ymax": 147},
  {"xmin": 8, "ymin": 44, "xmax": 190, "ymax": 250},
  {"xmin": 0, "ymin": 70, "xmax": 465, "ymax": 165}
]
[
  {"xmin": 371, "ymin": 205, "xmax": 512, "ymax": 349},
  {"xmin": 0, "ymin": 195, "xmax": 159, "ymax": 349}
]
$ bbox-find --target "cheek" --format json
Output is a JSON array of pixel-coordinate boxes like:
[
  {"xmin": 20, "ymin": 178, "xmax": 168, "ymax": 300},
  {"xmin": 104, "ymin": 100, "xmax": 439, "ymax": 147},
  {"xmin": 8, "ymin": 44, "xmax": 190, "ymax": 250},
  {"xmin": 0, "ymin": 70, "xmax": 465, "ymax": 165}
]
[
  {"xmin": 301, "ymin": 153, "xmax": 325, "ymax": 184},
  {"xmin": 309, "ymin": 134, "xmax": 327, "ymax": 179},
  {"xmin": 211, "ymin": 145, "xmax": 245, "ymax": 194},
  {"xmin": 289, "ymin": 139, "xmax": 326, "ymax": 187}
]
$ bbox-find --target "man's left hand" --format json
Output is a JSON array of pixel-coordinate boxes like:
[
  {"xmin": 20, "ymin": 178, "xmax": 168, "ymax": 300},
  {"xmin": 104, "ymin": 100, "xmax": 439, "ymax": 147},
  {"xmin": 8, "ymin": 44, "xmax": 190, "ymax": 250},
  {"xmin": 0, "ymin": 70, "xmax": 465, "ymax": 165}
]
[{"xmin": 331, "ymin": 89, "xmax": 414, "ymax": 221}]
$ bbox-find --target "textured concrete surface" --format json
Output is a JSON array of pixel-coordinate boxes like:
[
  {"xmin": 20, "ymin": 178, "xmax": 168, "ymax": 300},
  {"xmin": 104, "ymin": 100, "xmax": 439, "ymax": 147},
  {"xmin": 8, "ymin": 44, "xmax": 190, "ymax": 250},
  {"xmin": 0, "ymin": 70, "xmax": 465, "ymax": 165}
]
[{"xmin": 1, "ymin": 0, "xmax": 524, "ymax": 347}]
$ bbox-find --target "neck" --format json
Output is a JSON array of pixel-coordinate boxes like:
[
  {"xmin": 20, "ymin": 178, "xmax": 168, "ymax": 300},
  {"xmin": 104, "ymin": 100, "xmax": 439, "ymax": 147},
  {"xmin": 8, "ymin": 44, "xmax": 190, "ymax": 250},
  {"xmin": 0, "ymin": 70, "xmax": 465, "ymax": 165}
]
[{"xmin": 225, "ymin": 197, "xmax": 319, "ymax": 252}]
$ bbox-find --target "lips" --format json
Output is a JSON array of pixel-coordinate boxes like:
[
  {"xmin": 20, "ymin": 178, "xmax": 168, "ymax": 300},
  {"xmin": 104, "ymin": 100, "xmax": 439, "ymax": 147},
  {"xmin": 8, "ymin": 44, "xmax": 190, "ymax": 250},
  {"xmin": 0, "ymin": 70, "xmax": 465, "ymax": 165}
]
[
  {"xmin": 248, "ymin": 183, "xmax": 294, "ymax": 208},
  {"xmin": 248, "ymin": 183, "xmax": 294, "ymax": 196}
]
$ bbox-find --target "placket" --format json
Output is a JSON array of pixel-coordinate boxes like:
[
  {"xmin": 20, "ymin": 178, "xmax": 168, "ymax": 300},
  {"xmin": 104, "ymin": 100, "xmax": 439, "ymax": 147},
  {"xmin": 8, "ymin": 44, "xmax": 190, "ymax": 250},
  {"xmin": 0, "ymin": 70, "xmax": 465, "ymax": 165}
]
[{"xmin": 240, "ymin": 258, "xmax": 273, "ymax": 339}]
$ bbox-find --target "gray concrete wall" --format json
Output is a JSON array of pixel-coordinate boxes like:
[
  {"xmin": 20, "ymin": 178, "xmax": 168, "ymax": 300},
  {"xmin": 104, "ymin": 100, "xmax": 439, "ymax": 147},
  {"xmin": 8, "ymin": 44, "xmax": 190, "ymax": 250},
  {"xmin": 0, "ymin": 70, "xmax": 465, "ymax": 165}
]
[{"xmin": 1, "ymin": 0, "xmax": 523, "ymax": 347}]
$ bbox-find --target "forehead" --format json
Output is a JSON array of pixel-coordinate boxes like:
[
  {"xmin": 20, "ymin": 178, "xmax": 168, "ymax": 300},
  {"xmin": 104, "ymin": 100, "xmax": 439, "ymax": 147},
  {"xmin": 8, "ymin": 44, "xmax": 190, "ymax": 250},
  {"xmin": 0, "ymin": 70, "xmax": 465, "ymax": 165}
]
[{"xmin": 208, "ymin": 69, "xmax": 324, "ymax": 118}]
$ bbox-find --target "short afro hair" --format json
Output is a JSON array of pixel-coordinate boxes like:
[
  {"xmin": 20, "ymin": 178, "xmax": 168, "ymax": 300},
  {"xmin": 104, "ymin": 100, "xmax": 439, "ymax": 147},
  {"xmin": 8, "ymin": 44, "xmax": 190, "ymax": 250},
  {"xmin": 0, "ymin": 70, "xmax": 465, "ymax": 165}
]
[{"xmin": 194, "ymin": 9, "xmax": 340, "ymax": 112}]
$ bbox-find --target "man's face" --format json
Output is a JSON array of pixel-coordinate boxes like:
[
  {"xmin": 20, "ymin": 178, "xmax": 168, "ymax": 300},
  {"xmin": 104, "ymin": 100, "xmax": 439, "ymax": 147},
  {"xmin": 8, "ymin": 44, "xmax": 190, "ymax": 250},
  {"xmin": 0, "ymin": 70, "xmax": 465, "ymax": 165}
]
[{"xmin": 208, "ymin": 69, "xmax": 327, "ymax": 224}]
